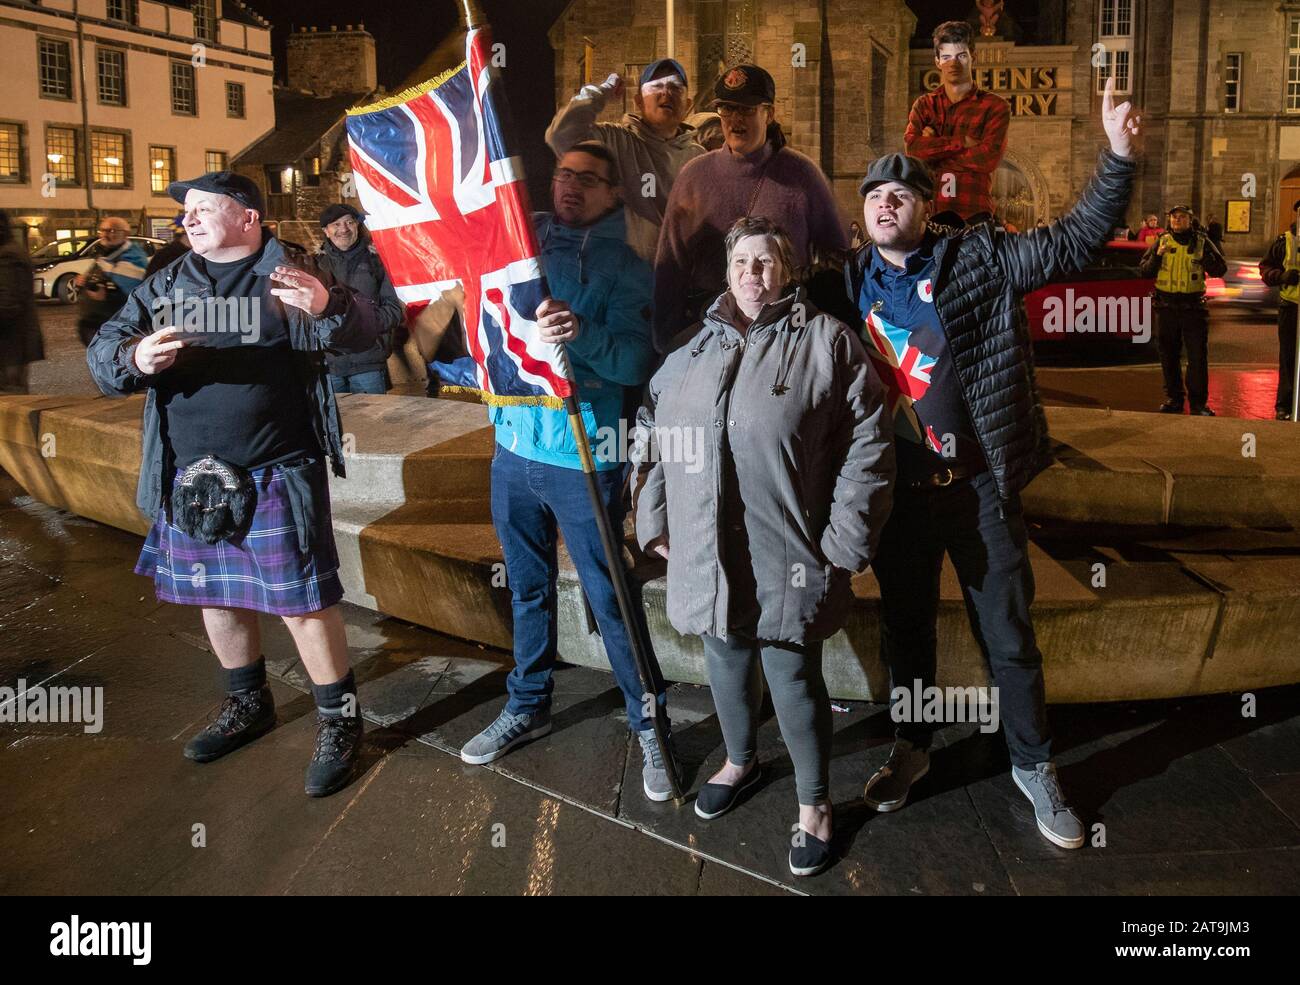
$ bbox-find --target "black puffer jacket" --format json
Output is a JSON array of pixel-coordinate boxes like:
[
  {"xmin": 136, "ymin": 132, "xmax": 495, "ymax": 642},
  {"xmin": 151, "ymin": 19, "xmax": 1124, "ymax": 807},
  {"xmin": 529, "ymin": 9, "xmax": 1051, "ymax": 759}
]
[
  {"xmin": 315, "ymin": 236, "xmax": 404, "ymax": 377},
  {"xmin": 845, "ymin": 149, "xmax": 1136, "ymax": 503}
]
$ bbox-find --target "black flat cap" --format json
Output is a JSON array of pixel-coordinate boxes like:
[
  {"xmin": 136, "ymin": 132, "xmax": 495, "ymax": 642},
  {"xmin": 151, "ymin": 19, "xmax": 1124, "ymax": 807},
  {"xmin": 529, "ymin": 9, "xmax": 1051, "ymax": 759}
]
[
  {"xmin": 319, "ymin": 203, "xmax": 365, "ymax": 228},
  {"xmin": 713, "ymin": 64, "xmax": 776, "ymax": 107},
  {"xmin": 859, "ymin": 153, "xmax": 935, "ymax": 199},
  {"xmin": 168, "ymin": 171, "xmax": 265, "ymax": 217}
]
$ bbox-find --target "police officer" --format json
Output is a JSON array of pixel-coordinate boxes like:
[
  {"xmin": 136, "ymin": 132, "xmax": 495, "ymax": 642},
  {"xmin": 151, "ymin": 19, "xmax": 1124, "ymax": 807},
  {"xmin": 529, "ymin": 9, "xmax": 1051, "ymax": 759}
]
[
  {"xmin": 1139, "ymin": 205, "xmax": 1227, "ymax": 415},
  {"xmin": 1259, "ymin": 199, "xmax": 1300, "ymax": 421}
]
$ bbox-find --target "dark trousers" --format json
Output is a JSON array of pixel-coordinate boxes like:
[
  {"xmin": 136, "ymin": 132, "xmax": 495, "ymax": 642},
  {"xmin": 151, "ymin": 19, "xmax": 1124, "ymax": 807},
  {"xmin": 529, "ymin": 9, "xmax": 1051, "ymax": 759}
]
[
  {"xmin": 1155, "ymin": 303, "xmax": 1210, "ymax": 409},
  {"xmin": 490, "ymin": 445, "xmax": 667, "ymax": 732},
  {"xmin": 1277, "ymin": 303, "xmax": 1298, "ymax": 414},
  {"xmin": 871, "ymin": 471, "xmax": 1050, "ymax": 768}
]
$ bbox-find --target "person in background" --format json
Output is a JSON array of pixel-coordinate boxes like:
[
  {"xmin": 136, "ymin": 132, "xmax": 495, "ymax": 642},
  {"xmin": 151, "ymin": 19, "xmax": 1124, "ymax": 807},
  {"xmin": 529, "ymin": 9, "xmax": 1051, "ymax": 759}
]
[
  {"xmin": 315, "ymin": 203, "xmax": 404, "ymax": 396},
  {"xmin": 654, "ymin": 64, "xmax": 848, "ymax": 353},
  {"xmin": 904, "ymin": 20, "xmax": 1009, "ymax": 224},
  {"xmin": 1259, "ymin": 199, "xmax": 1300, "ymax": 420},
  {"xmin": 0, "ymin": 210, "xmax": 44, "ymax": 394},
  {"xmin": 546, "ymin": 59, "xmax": 705, "ymax": 263},
  {"xmin": 76, "ymin": 216, "xmax": 147, "ymax": 347},
  {"xmin": 145, "ymin": 213, "xmax": 191, "ymax": 277},
  {"xmin": 1136, "ymin": 213, "xmax": 1163, "ymax": 243},
  {"xmin": 634, "ymin": 216, "xmax": 894, "ymax": 877},
  {"xmin": 686, "ymin": 111, "xmax": 725, "ymax": 151},
  {"xmin": 1139, "ymin": 204, "xmax": 1227, "ymax": 416},
  {"xmin": 850, "ymin": 220, "xmax": 866, "ymax": 248}
]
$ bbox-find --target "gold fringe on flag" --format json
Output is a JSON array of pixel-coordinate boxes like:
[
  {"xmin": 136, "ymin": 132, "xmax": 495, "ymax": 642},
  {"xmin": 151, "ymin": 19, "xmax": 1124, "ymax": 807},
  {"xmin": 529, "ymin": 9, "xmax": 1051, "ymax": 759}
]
[
  {"xmin": 437, "ymin": 385, "xmax": 567, "ymax": 410},
  {"xmin": 348, "ymin": 62, "xmax": 468, "ymax": 115}
]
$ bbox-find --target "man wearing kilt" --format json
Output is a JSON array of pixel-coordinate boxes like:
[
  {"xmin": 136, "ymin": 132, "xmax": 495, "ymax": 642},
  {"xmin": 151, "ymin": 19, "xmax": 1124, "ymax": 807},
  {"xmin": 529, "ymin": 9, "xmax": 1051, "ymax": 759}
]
[{"xmin": 86, "ymin": 172, "xmax": 385, "ymax": 798}]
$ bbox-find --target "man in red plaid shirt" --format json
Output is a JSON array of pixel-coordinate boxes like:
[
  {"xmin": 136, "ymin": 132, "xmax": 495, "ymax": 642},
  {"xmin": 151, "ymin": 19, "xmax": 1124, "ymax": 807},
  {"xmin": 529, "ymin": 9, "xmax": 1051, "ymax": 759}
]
[{"xmin": 905, "ymin": 20, "xmax": 1009, "ymax": 223}]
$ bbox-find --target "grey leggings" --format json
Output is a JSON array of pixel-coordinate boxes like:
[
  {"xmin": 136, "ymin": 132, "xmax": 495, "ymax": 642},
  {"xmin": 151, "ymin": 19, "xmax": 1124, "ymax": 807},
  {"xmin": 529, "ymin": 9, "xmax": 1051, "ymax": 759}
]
[{"xmin": 702, "ymin": 634, "xmax": 832, "ymax": 805}]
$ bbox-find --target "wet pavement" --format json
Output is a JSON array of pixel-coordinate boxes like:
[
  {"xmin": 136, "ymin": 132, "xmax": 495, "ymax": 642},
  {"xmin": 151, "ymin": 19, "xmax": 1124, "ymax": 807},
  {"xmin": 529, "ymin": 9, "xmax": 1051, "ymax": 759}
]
[{"xmin": 2, "ymin": 471, "xmax": 1299, "ymax": 895}]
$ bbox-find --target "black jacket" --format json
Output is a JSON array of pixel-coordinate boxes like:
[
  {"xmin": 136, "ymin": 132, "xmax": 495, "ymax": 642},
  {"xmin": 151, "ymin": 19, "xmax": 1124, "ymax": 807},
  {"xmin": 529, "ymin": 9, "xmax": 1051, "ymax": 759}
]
[
  {"xmin": 314, "ymin": 237, "xmax": 404, "ymax": 377},
  {"xmin": 85, "ymin": 234, "xmax": 384, "ymax": 520},
  {"xmin": 145, "ymin": 237, "xmax": 190, "ymax": 277},
  {"xmin": 1259, "ymin": 226, "xmax": 1298, "ymax": 308},
  {"xmin": 0, "ymin": 238, "xmax": 43, "ymax": 372},
  {"xmin": 845, "ymin": 149, "xmax": 1136, "ymax": 503}
]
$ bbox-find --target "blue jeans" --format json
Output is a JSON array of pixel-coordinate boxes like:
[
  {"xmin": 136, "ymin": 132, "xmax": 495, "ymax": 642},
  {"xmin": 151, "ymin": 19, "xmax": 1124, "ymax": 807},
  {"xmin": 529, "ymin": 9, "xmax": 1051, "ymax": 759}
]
[
  {"xmin": 490, "ymin": 445, "xmax": 667, "ymax": 732},
  {"xmin": 871, "ymin": 470, "xmax": 1050, "ymax": 768},
  {"xmin": 328, "ymin": 370, "xmax": 387, "ymax": 395}
]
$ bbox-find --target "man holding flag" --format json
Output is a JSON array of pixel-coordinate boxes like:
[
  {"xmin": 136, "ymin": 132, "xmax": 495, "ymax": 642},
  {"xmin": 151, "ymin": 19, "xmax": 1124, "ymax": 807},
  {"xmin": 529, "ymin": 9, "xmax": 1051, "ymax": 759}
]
[
  {"xmin": 460, "ymin": 140, "xmax": 674, "ymax": 799},
  {"xmin": 345, "ymin": 20, "xmax": 676, "ymax": 801}
]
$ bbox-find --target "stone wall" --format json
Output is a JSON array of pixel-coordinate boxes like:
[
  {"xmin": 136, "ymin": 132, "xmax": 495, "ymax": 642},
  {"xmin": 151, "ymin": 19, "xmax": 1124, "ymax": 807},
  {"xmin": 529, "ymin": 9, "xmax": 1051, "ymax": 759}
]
[{"xmin": 286, "ymin": 25, "xmax": 378, "ymax": 97}]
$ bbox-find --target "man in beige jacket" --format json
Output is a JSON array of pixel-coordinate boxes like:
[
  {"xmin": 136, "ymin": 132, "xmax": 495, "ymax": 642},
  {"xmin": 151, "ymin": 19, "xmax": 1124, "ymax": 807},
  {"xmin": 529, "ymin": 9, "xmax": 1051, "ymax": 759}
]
[{"xmin": 546, "ymin": 58, "xmax": 705, "ymax": 263}]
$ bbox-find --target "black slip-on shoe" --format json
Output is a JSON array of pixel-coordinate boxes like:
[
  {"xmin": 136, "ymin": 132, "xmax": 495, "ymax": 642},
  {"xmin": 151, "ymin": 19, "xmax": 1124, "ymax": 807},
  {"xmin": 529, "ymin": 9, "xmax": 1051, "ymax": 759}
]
[
  {"xmin": 694, "ymin": 763, "xmax": 763, "ymax": 820},
  {"xmin": 789, "ymin": 830, "xmax": 834, "ymax": 877}
]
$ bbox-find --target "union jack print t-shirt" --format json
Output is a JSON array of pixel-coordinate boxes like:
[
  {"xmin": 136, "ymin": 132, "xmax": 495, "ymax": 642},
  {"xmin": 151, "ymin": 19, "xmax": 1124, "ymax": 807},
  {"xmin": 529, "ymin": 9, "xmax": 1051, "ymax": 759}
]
[{"xmin": 857, "ymin": 235, "xmax": 982, "ymax": 479}]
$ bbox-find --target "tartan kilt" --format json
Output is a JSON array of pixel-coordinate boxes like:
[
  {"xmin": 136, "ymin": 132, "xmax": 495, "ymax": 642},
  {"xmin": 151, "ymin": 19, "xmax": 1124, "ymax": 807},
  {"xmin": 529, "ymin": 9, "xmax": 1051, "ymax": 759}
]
[{"xmin": 136, "ymin": 459, "xmax": 344, "ymax": 616}]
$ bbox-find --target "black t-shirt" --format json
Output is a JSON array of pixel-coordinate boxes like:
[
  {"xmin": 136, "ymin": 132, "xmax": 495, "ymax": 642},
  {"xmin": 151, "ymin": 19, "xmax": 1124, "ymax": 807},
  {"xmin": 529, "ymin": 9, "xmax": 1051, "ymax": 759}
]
[{"xmin": 159, "ymin": 246, "xmax": 320, "ymax": 470}]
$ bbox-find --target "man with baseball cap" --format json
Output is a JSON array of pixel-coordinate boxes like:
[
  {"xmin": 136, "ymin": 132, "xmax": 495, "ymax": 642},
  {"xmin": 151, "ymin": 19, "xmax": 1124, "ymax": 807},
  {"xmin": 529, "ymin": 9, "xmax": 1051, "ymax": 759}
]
[
  {"xmin": 1259, "ymin": 198, "xmax": 1300, "ymax": 420},
  {"xmin": 846, "ymin": 79, "xmax": 1143, "ymax": 851},
  {"xmin": 1139, "ymin": 204, "xmax": 1227, "ymax": 415},
  {"xmin": 86, "ymin": 170, "xmax": 387, "ymax": 798},
  {"xmin": 546, "ymin": 57, "xmax": 705, "ymax": 262},
  {"xmin": 315, "ymin": 202, "xmax": 404, "ymax": 395}
]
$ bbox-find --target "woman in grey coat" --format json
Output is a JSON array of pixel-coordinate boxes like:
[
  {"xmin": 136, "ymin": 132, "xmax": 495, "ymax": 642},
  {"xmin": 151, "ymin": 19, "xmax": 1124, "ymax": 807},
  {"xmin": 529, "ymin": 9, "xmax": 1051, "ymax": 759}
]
[{"xmin": 632, "ymin": 216, "xmax": 894, "ymax": 876}]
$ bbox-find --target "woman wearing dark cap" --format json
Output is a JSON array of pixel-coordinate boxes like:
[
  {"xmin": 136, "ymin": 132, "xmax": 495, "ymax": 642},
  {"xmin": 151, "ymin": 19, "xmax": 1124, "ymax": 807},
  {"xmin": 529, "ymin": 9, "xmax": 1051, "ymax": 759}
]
[
  {"xmin": 653, "ymin": 65, "xmax": 849, "ymax": 353},
  {"xmin": 633, "ymin": 216, "xmax": 894, "ymax": 877}
]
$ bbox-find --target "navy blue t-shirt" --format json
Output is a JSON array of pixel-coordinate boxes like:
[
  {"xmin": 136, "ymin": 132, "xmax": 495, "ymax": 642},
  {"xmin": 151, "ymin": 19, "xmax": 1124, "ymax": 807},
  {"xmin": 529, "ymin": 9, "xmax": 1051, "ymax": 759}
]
[{"xmin": 857, "ymin": 233, "xmax": 983, "ymax": 479}]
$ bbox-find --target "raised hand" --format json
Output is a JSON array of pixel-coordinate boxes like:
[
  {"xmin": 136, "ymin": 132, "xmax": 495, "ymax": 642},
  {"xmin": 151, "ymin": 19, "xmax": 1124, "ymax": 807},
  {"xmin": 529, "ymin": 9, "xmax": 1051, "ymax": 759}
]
[
  {"xmin": 270, "ymin": 265, "xmax": 330, "ymax": 318},
  {"xmin": 1101, "ymin": 75, "xmax": 1141, "ymax": 159}
]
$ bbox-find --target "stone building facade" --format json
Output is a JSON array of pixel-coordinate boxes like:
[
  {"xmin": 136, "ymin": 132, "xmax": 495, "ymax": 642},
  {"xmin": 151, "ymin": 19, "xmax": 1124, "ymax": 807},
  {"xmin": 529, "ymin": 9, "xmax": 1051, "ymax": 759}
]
[{"xmin": 551, "ymin": 0, "xmax": 1300, "ymax": 259}]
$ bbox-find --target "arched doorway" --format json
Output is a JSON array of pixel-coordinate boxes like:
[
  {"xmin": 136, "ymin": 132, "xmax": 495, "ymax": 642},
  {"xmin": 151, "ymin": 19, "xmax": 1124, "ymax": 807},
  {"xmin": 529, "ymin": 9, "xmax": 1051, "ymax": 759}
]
[
  {"xmin": 991, "ymin": 158, "xmax": 1036, "ymax": 231},
  {"xmin": 1278, "ymin": 164, "xmax": 1300, "ymax": 236}
]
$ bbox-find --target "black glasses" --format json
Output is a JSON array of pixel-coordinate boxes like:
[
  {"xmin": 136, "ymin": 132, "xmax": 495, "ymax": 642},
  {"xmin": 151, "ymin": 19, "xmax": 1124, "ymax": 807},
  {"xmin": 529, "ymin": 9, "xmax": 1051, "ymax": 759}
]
[{"xmin": 553, "ymin": 167, "xmax": 612, "ymax": 189}]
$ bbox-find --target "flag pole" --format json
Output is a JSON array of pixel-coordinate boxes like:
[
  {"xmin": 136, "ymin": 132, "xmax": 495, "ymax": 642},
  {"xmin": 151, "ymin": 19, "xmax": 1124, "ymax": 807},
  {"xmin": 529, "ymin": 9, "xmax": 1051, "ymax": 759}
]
[{"xmin": 462, "ymin": 0, "xmax": 684, "ymax": 804}]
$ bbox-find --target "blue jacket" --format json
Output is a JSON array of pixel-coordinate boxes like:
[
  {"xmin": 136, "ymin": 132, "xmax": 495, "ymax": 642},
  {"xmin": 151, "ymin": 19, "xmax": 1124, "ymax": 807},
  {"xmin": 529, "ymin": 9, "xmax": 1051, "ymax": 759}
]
[{"xmin": 491, "ymin": 209, "xmax": 654, "ymax": 470}]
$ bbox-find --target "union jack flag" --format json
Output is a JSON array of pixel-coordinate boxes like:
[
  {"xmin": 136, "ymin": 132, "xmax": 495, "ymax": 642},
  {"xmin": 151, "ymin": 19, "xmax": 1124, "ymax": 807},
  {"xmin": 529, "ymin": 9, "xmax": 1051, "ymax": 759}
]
[
  {"xmin": 863, "ymin": 309, "xmax": 942, "ymax": 452},
  {"xmin": 344, "ymin": 27, "xmax": 571, "ymax": 405}
]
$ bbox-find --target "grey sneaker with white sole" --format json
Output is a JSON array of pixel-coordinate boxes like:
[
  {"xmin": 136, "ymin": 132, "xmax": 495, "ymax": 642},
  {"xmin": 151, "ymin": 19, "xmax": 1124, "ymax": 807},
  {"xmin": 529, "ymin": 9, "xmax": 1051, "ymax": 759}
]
[
  {"xmin": 637, "ymin": 728, "xmax": 677, "ymax": 802},
  {"xmin": 863, "ymin": 738, "xmax": 930, "ymax": 812},
  {"xmin": 460, "ymin": 707, "xmax": 552, "ymax": 765},
  {"xmin": 1012, "ymin": 762, "xmax": 1085, "ymax": 849}
]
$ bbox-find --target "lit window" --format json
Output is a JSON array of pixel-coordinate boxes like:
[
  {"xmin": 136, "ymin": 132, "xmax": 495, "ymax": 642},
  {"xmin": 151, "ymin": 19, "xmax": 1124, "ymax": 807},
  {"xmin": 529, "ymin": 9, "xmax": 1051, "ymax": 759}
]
[
  {"xmin": 205, "ymin": 150, "xmax": 229, "ymax": 173},
  {"xmin": 91, "ymin": 131, "xmax": 128, "ymax": 187},
  {"xmin": 0, "ymin": 123, "xmax": 24, "ymax": 183},
  {"xmin": 45, "ymin": 127, "xmax": 79, "ymax": 184},
  {"xmin": 150, "ymin": 146, "xmax": 175, "ymax": 194}
]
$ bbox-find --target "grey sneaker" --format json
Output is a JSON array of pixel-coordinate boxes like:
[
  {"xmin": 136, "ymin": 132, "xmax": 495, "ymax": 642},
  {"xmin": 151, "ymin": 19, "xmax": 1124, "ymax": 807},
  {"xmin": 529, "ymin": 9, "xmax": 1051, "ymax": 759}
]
[
  {"xmin": 637, "ymin": 728, "xmax": 676, "ymax": 802},
  {"xmin": 460, "ymin": 707, "xmax": 552, "ymax": 765},
  {"xmin": 863, "ymin": 738, "xmax": 930, "ymax": 812},
  {"xmin": 1012, "ymin": 762, "xmax": 1085, "ymax": 849}
]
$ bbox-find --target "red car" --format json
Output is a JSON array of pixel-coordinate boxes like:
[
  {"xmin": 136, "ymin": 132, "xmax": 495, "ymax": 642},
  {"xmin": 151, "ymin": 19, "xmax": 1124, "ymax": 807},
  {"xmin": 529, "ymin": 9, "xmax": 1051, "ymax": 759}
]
[{"xmin": 1024, "ymin": 240, "xmax": 1155, "ymax": 346}]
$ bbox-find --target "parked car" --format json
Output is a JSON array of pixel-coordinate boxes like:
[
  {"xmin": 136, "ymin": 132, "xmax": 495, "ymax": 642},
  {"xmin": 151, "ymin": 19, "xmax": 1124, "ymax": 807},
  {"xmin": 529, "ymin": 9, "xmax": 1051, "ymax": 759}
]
[
  {"xmin": 1205, "ymin": 256, "xmax": 1279, "ymax": 315},
  {"xmin": 31, "ymin": 236, "xmax": 164, "ymax": 303},
  {"xmin": 1024, "ymin": 240, "xmax": 1155, "ymax": 349}
]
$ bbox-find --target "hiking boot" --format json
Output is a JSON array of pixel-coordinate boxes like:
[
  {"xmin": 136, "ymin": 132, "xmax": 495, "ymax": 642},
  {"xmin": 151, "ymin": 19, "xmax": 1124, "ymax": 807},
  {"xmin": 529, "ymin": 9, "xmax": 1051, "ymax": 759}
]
[
  {"xmin": 460, "ymin": 706, "xmax": 552, "ymax": 765},
  {"xmin": 637, "ymin": 727, "xmax": 677, "ymax": 802},
  {"xmin": 1012, "ymin": 762, "xmax": 1085, "ymax": 849},
  {"xmin": 183, "ymin": 686, "xmax": 275, "ymax": 763},
  {"xmin": 863, "ymin": 738, "xmax": 930, "ymax": 812},
  {"xmin": 304, "ymin": 713, "xmax": 364, "ymax": 798}
]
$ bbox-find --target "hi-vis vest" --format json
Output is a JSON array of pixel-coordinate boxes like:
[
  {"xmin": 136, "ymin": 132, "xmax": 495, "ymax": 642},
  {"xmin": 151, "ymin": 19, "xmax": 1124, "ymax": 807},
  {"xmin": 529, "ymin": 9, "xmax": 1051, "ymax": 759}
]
[
  {"xmin": 1154, "ymin": 233, "xmax": 1206, "ymax": 294},
  {"xmin": 1282, "ymin": 231, "xmax": 1300, "ymax": 305}
]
